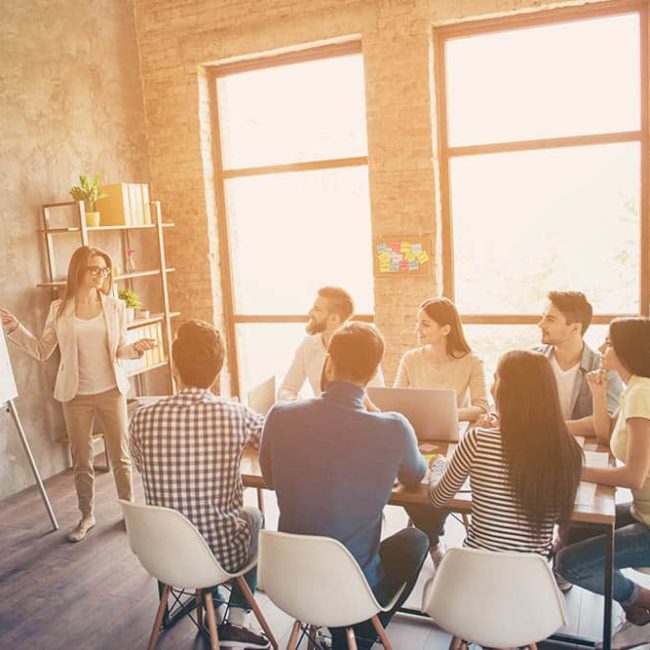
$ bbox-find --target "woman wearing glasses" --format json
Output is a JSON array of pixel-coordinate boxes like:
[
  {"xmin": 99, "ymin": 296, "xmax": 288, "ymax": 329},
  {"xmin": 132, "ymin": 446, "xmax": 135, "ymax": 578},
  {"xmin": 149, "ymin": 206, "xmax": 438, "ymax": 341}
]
[{"xmin": 0, "ymin": 246, "xmax": 156, "ymax": 542}]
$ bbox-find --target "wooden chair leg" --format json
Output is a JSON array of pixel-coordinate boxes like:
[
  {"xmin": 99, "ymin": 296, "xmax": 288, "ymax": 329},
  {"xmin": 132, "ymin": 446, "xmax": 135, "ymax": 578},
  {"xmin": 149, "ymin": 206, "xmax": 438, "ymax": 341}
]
[
  {"xmin": 204, "ymin": 591, "xmax": 220, "ymax": 650},
  {"xmin": 287, "ymin": 620, "xmax": 302, "ymax": 650},
  {"xmin": 462, "ymin": 514, "xmax": 470, "ymax": 533},
  {"xmin": 147, "ymin": 584, "xmax": 171, "ymax": 650},
  {"xmin": 371, "ymin": 616, "xmax": 392, "ymax": 649},
  {"xmin": 306, "ymin": 624, "xmax": 317, "ymax": 650},
  {"xmin": 195, "ymin": 590, "xmax": 203, "ymax": 628},
  {"xmin": 256, "ymin": 487, "xmax": 265, "ymax": 514},
  {"xmin": 236, "ymin": 575, "xmax": 278, "ymax": 649},
  {"xmin": 346, "ymin": 627, "xmax": 358, "ymax": 650}
]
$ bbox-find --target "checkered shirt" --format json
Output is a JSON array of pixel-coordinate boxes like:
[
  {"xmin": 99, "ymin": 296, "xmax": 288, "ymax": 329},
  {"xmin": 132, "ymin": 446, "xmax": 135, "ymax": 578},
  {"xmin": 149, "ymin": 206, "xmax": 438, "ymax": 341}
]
[{"xmin": 129, "ymin": 388, "xmax": 264, "ymax": 572}]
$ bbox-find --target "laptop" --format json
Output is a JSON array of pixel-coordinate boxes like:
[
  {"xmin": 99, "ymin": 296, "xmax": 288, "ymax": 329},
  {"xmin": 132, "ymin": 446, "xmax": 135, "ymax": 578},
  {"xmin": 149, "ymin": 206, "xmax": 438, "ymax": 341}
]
[
  {"xmin": 247, "ymin": 376, "xmax": 276, "ymax": 416},
  {"xmin": 366, "ymin": 386, "xmax": 465, "ymax": 442}
]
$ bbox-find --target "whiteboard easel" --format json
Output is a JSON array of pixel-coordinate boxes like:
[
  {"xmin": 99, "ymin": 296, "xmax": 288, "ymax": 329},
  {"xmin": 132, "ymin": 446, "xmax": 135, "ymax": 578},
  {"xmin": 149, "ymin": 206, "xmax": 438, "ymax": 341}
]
[{"xmin": 1, "ymin": 328, "xmax": 58, "ymax": 531}]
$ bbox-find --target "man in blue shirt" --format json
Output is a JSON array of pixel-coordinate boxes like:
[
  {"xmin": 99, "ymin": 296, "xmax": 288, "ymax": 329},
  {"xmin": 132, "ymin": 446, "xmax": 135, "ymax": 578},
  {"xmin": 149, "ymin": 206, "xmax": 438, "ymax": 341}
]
[{"xmin": 260, "ymin": 322, "xmax": 428, "ymax": 649}]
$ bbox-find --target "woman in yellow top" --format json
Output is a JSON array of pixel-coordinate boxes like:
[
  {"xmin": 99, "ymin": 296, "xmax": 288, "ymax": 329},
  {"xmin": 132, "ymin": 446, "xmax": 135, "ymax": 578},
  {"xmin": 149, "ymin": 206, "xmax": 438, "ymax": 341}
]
[
  {"xmin": 0, "ymin": 246, "xmax": 156, "ymax": 543},
  {"xmin": 394, "ymin": 297, "xmax": 488, "ymax": 421},
  {"xmin": 557, "ymin": 317, "xmax": 650, "ymax": 650},
  {"xmin": 396, "ymin": 297, "xmax": 488, "ymax": 564}
]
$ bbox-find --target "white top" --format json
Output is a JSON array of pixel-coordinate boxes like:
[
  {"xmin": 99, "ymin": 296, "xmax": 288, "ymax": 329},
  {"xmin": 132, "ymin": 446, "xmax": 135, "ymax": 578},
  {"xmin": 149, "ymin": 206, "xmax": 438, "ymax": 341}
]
[
  {"xmin": 278, "ymin": 333, "xmax": 385, "ymax": 401},
  {"xmin": 74, "ymin": 313, "xmax": 117, "ymax": 395},
  {"xmin": 550, "ymin": 354, "xmax": 580, "ymax": 420},
  {"xmin": 394, "ymin": 347, "xmax": 489, "ymax": 413}
]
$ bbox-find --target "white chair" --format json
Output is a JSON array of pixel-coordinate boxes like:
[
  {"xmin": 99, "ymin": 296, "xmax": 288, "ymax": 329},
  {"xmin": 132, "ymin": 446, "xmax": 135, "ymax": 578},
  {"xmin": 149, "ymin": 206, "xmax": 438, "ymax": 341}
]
[
  {"xmin": 258, "ymin": 530, "xmax": 405, "ymax": 650},
  {"xmin": 119, "ymin": 500, "xmax": 278, "ymax": 650},
  {"xmin": 422, "ymin": 546, "xmax": 568, "ymax": 650}
]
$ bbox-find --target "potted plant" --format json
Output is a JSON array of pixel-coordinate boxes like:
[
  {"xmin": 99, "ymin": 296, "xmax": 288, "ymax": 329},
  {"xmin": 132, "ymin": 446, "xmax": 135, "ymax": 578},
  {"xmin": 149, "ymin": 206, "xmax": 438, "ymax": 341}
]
[
  {"xmin": 118, "ymin": 288, "xmax": 142, "ymax": 323},
  {"xmin": 69, "ymin": 174, "xmax": 108, "ymax": 227}
]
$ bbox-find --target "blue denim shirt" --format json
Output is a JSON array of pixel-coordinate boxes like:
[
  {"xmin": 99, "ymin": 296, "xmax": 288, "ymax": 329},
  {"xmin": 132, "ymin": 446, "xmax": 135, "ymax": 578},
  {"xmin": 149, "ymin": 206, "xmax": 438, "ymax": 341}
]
[{"xmin": 532, "ymin": 343, "xmax": 623, "ymax": 418}]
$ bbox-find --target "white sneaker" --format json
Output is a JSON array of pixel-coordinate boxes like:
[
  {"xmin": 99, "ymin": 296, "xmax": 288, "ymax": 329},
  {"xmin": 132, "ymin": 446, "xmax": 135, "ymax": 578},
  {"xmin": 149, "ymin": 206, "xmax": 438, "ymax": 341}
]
[
  {"xmin": 597, "ymin": 617, "xmax": 650, "ymax": 649},
  {"xmin": 429, "ymin": 541, "xmax": 446, "ymax": 568}
]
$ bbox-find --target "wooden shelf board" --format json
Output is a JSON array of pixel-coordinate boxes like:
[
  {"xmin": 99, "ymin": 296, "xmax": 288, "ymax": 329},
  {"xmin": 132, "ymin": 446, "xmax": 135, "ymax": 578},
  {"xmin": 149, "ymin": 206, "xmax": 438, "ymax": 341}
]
[
  {"xmin": 39, "ymin": 223, "xmax": 174, "ymax": 234},
  {"xmin": 38, "ymin": 268, "xmax": 175, "ymax": 287},
  {"xmin": 127, "ymin": 312, "xmax": 181, "ymax": 329},
  {"xmin": 127, "ymin": 360, "xmax": 169, "ymax": 378}
]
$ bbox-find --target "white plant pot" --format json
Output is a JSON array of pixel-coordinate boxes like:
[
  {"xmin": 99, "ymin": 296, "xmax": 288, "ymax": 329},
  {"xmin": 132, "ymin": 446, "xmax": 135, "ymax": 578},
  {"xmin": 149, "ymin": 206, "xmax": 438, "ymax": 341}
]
[{"xmin": 126, "ymin": 308, "xmax": 136, "ymax": 323}]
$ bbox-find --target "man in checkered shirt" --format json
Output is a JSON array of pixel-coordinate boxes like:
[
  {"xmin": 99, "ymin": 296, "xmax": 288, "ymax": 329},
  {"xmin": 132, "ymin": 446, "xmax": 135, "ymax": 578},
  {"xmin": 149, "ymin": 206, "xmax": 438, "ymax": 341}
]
[{"xmin": 129, "ymin": 319, "xmax": 269, "ymax": 649}]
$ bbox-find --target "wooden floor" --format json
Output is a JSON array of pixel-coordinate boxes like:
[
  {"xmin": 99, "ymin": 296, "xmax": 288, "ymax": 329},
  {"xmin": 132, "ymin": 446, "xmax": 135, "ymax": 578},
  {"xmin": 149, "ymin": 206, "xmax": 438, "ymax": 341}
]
[{"xmin": 0, "ymin": 462, "xmax": 635, "ymax": 650}]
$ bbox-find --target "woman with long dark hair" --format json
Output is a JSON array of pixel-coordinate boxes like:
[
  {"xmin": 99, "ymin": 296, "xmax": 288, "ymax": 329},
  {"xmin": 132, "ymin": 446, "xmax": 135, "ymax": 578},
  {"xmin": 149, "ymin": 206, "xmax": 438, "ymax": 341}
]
[
  {"xmin": 557, "ymin": 318, "xmax": 650, "ymax": 649},
  {"xmin": 1, "ymin": 246, "xmax": 156, "ymax": 542},
  {"xmin": 430, "ymin": 350, "xmax": 583, "ymax": 555},
  {"xmin": 394, "ymin": 297, "xmax": 488, "ymax": 421}
]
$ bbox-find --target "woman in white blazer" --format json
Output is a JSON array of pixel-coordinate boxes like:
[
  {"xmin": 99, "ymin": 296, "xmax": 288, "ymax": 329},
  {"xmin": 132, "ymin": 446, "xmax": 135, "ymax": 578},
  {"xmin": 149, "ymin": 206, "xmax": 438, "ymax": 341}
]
[{"xmin": 0, "ymin": 246, "xmax": 156, "ymax": 542}]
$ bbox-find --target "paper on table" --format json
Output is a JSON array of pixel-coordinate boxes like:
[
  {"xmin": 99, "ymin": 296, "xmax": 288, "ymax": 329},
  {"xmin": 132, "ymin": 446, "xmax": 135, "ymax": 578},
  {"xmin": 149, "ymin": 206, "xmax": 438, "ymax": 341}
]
[
  {"xmin": 576, "ymin": 451, "xmax": 609, "ymax": 505},
  {"xmin": 584, "ymin": 451, "xmax": 609, "ymax": 468}
]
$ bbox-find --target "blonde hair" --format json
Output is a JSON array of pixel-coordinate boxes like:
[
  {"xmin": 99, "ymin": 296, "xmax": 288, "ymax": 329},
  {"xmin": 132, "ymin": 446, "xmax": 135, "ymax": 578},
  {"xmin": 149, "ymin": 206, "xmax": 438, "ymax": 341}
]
[{"xmin": 57, "ymin": 246, "xmax": 113, "ymax": 317}]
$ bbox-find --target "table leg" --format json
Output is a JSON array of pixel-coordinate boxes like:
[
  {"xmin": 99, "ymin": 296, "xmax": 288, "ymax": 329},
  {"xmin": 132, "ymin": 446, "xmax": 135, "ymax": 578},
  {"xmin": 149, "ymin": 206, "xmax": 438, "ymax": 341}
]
[{"xmin": 602, "ymin": 522, "xmax": 615, "ymax": 650}]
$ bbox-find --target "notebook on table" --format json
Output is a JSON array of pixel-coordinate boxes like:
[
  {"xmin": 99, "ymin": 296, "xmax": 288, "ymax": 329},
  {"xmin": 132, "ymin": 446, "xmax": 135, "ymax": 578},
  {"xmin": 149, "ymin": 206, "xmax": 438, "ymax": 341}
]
[{"xmin": 366, "ymin": 386, "xmax": 467, "ymax": 442}]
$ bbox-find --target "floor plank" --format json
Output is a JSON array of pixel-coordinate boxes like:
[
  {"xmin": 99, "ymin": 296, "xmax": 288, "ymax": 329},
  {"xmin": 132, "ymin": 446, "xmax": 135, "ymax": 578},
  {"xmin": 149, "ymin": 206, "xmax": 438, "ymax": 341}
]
[{"xmin": 0, "ymin": 462, "xmax": 617, "ymax": 649}]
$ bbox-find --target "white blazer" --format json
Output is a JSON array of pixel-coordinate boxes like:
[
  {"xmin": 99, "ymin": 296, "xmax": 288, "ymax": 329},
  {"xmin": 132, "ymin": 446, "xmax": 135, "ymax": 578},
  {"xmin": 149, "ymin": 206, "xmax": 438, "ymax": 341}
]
[{"xmin": 8, "ymin": 293, "xmax": 141, "ymax": 402}]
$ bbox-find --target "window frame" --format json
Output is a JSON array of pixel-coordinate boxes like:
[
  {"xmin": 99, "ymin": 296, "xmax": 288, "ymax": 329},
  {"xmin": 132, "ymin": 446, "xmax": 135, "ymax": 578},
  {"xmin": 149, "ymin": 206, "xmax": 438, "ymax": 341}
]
[
  {"xmin": 433, "ymin": 0, "xmax": 649, "ymax": 326},
  {"xmin": 207, "ymin": 41, "xmax": 373, "ymax": 396}
]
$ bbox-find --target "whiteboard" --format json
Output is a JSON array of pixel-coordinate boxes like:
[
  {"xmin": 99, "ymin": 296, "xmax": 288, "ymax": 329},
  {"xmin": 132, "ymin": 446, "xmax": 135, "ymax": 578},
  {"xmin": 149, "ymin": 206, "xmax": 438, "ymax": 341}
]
[{"xmin": 0, "ymin": 327, "xmax": 18, "ymax": 404}]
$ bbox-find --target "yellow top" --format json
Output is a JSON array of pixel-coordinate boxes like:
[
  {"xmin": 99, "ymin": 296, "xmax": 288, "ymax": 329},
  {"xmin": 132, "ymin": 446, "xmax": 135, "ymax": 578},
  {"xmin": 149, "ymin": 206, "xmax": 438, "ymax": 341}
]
[{"xmin": 610, "ymin": 375, "xmax": 650, "ymax": 527}]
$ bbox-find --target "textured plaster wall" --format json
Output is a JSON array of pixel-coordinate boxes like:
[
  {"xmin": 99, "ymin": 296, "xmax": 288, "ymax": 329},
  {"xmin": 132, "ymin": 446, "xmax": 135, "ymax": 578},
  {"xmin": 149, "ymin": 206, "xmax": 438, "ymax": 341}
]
[{"xmin": 0, "ymin": 0, "xmax": 149, "ymax": 499}]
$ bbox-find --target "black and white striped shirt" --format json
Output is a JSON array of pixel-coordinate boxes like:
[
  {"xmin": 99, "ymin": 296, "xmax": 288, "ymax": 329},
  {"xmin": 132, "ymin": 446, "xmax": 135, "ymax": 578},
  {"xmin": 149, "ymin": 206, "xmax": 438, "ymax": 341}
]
[
  {"xmin": 430, "ymin": 427, "xmax": 556, "ymax": 556},
  {"xmin": 129, "ymin": 388, "xmax": 264, "ymax": 572}
]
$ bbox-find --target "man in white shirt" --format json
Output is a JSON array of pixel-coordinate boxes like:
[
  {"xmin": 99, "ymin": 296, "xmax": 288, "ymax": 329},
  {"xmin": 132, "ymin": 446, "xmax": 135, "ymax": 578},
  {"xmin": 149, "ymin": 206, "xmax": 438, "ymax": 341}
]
[
  {"xmin": 534, "ymin": 291, "xmax": 622, "ymax": 435},
  {"xmin": 278, "ymin": 287, "xmax": 384, "ymax": 400}
]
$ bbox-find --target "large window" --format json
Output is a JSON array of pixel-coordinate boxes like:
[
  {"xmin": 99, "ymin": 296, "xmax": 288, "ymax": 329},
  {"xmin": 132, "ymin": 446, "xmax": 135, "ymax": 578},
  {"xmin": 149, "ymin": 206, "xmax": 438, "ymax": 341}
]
[
  {"xmin": 435, "ymin": 4, "xmax": 646, "ymax": 369},
  {"xmin": 209, "ymin": 44, "xmax": 374, "ymax": 395}
]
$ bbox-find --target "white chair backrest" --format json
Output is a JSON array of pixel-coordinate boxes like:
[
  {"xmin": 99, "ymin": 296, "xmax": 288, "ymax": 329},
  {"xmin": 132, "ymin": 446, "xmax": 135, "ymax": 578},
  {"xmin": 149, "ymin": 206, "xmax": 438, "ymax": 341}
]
[
  {"xmin": 258, "ymin": 530, "xmax": 382, "ymax": 628},
  {"xmin": 422, "ymin": 546, "xmax": 567, "ymax": 648},
  {"xmin": 120, "ymin": 499, "xmax": 232, "ymax": 590}
]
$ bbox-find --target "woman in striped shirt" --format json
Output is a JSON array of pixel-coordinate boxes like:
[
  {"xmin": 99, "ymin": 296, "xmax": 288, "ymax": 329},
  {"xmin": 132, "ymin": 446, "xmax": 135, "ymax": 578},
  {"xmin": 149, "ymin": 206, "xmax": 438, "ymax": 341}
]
[{"xmin": 430, "ymin": 350, "xmax": 583, "ymax": 556}]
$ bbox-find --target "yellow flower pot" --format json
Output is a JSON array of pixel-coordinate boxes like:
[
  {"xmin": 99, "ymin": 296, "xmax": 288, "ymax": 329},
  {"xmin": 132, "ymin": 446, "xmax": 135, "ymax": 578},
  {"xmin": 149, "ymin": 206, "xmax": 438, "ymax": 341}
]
[{"xmin": 85, "ymin": 211, "xmax": 100, "ymax": 227}]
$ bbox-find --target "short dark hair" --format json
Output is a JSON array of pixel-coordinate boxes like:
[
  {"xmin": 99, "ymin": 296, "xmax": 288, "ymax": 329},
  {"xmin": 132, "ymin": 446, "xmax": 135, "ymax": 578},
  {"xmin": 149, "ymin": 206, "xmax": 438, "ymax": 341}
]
[
  {"xmin": 610, "ymin": 317, "xmax": 650, "ymax": 379},
  {"xmin": 328, "ymin": 322, "xmax": 384, "ymax": 384},
  {"xmin": 318, "ymin": 286, "xmax": 354, "ymax": 322},
  {"xmin": 548, "ymin": 291, "xmax": 593, "ymax": 335},
  {"xmin": 172, "ymin": 320, "xmax": 225, "ymax": 388}
]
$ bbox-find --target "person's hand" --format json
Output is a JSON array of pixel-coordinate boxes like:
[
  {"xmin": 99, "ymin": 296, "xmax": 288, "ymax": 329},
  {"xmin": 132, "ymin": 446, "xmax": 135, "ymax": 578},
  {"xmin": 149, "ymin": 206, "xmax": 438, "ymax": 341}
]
[
  {"xmin": 0, "ymin": 306, "xmax": 19, "ymax": 333},
  {"xmin": 134, "ymin": 338, "xmax": 157, "ymax": 354},
  {"xmin": 586, "ymin": 369, "xmax": 607, "ymax": 396},
  {"xmin": 477, "ymin": 411, "xmax": 499, "ymax": 429}
]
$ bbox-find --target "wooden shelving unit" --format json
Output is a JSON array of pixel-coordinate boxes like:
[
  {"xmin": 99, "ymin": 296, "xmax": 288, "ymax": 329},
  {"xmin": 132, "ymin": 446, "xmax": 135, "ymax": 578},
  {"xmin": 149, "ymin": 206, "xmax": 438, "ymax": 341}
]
[{"xmin": 38, "ymin": 199, "xmax": 178, "ymax": 392}]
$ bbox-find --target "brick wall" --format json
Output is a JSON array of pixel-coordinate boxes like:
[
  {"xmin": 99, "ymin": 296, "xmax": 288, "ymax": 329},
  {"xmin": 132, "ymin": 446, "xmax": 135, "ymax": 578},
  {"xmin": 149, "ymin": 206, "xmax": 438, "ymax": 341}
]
[{"xmin": 133, "ymin": 0, "xmax": 601, "ymax": 388}]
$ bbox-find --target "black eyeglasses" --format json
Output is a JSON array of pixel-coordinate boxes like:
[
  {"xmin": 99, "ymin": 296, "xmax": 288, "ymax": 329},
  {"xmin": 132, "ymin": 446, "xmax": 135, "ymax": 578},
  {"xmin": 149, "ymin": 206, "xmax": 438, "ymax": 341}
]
[{"xmin": 87, "ymin": 266, "xmax": 111, "ymax": 277}]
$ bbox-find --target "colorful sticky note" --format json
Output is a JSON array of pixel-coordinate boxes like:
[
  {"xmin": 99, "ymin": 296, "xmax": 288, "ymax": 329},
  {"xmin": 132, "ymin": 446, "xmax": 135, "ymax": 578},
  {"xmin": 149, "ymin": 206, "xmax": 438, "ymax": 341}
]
[
  {"xmin": 400, "ymin": 242, "xmax": 411, "ymax": 253},
  {"xmin": 391, "ymin": 242, "xmax": 400, "ymax": 253},
  {"xmin": 378, "ymin": 252, "xmax": 391, "ymax": 264},
  {"xmin": 404, "ymin": 252, "xmax": 416, "ymax": 262},
  {"xmin": 417, "ymin": 251, "xmax": 429, "ymax": 264},
  {"xmin": 409, "ymin": 261, "xmax": 419, "ymax": 271},
  {"xmin": 411, "ymin": 243, "xmax": 422, "ymax": 254}
]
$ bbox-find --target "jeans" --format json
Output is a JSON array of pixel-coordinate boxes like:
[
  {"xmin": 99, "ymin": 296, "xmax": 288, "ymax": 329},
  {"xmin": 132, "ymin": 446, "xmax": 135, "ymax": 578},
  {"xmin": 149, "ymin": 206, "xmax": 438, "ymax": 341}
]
[
  {"xmin": 403, "ymin": 503, "xmax": 449, "ymax": 546},
  {"xmin": 556, "ymin": 503, "xmax": 650, "ymax": 606},
  {"xmin": 330, "ymin": 527, "xmax": 429, "ymax": 650},
  {"xmin": 213, "ymin": 506, "xmax": 263, "ymax": 612}
]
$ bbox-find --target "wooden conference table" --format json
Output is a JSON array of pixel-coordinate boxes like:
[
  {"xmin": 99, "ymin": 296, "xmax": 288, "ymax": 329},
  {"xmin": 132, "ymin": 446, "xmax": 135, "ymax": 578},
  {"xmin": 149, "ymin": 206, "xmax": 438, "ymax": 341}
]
[{"xmin": 240, "ymin": 440, "xmax": 617, "ymax": 650}]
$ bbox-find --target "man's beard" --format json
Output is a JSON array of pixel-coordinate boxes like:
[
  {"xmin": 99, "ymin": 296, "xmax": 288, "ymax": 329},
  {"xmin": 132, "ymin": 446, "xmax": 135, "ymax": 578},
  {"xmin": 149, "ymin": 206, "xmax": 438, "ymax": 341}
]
[{"xmin": 306, "ymin": 317, "xmax": 327, "ymax": 335}]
